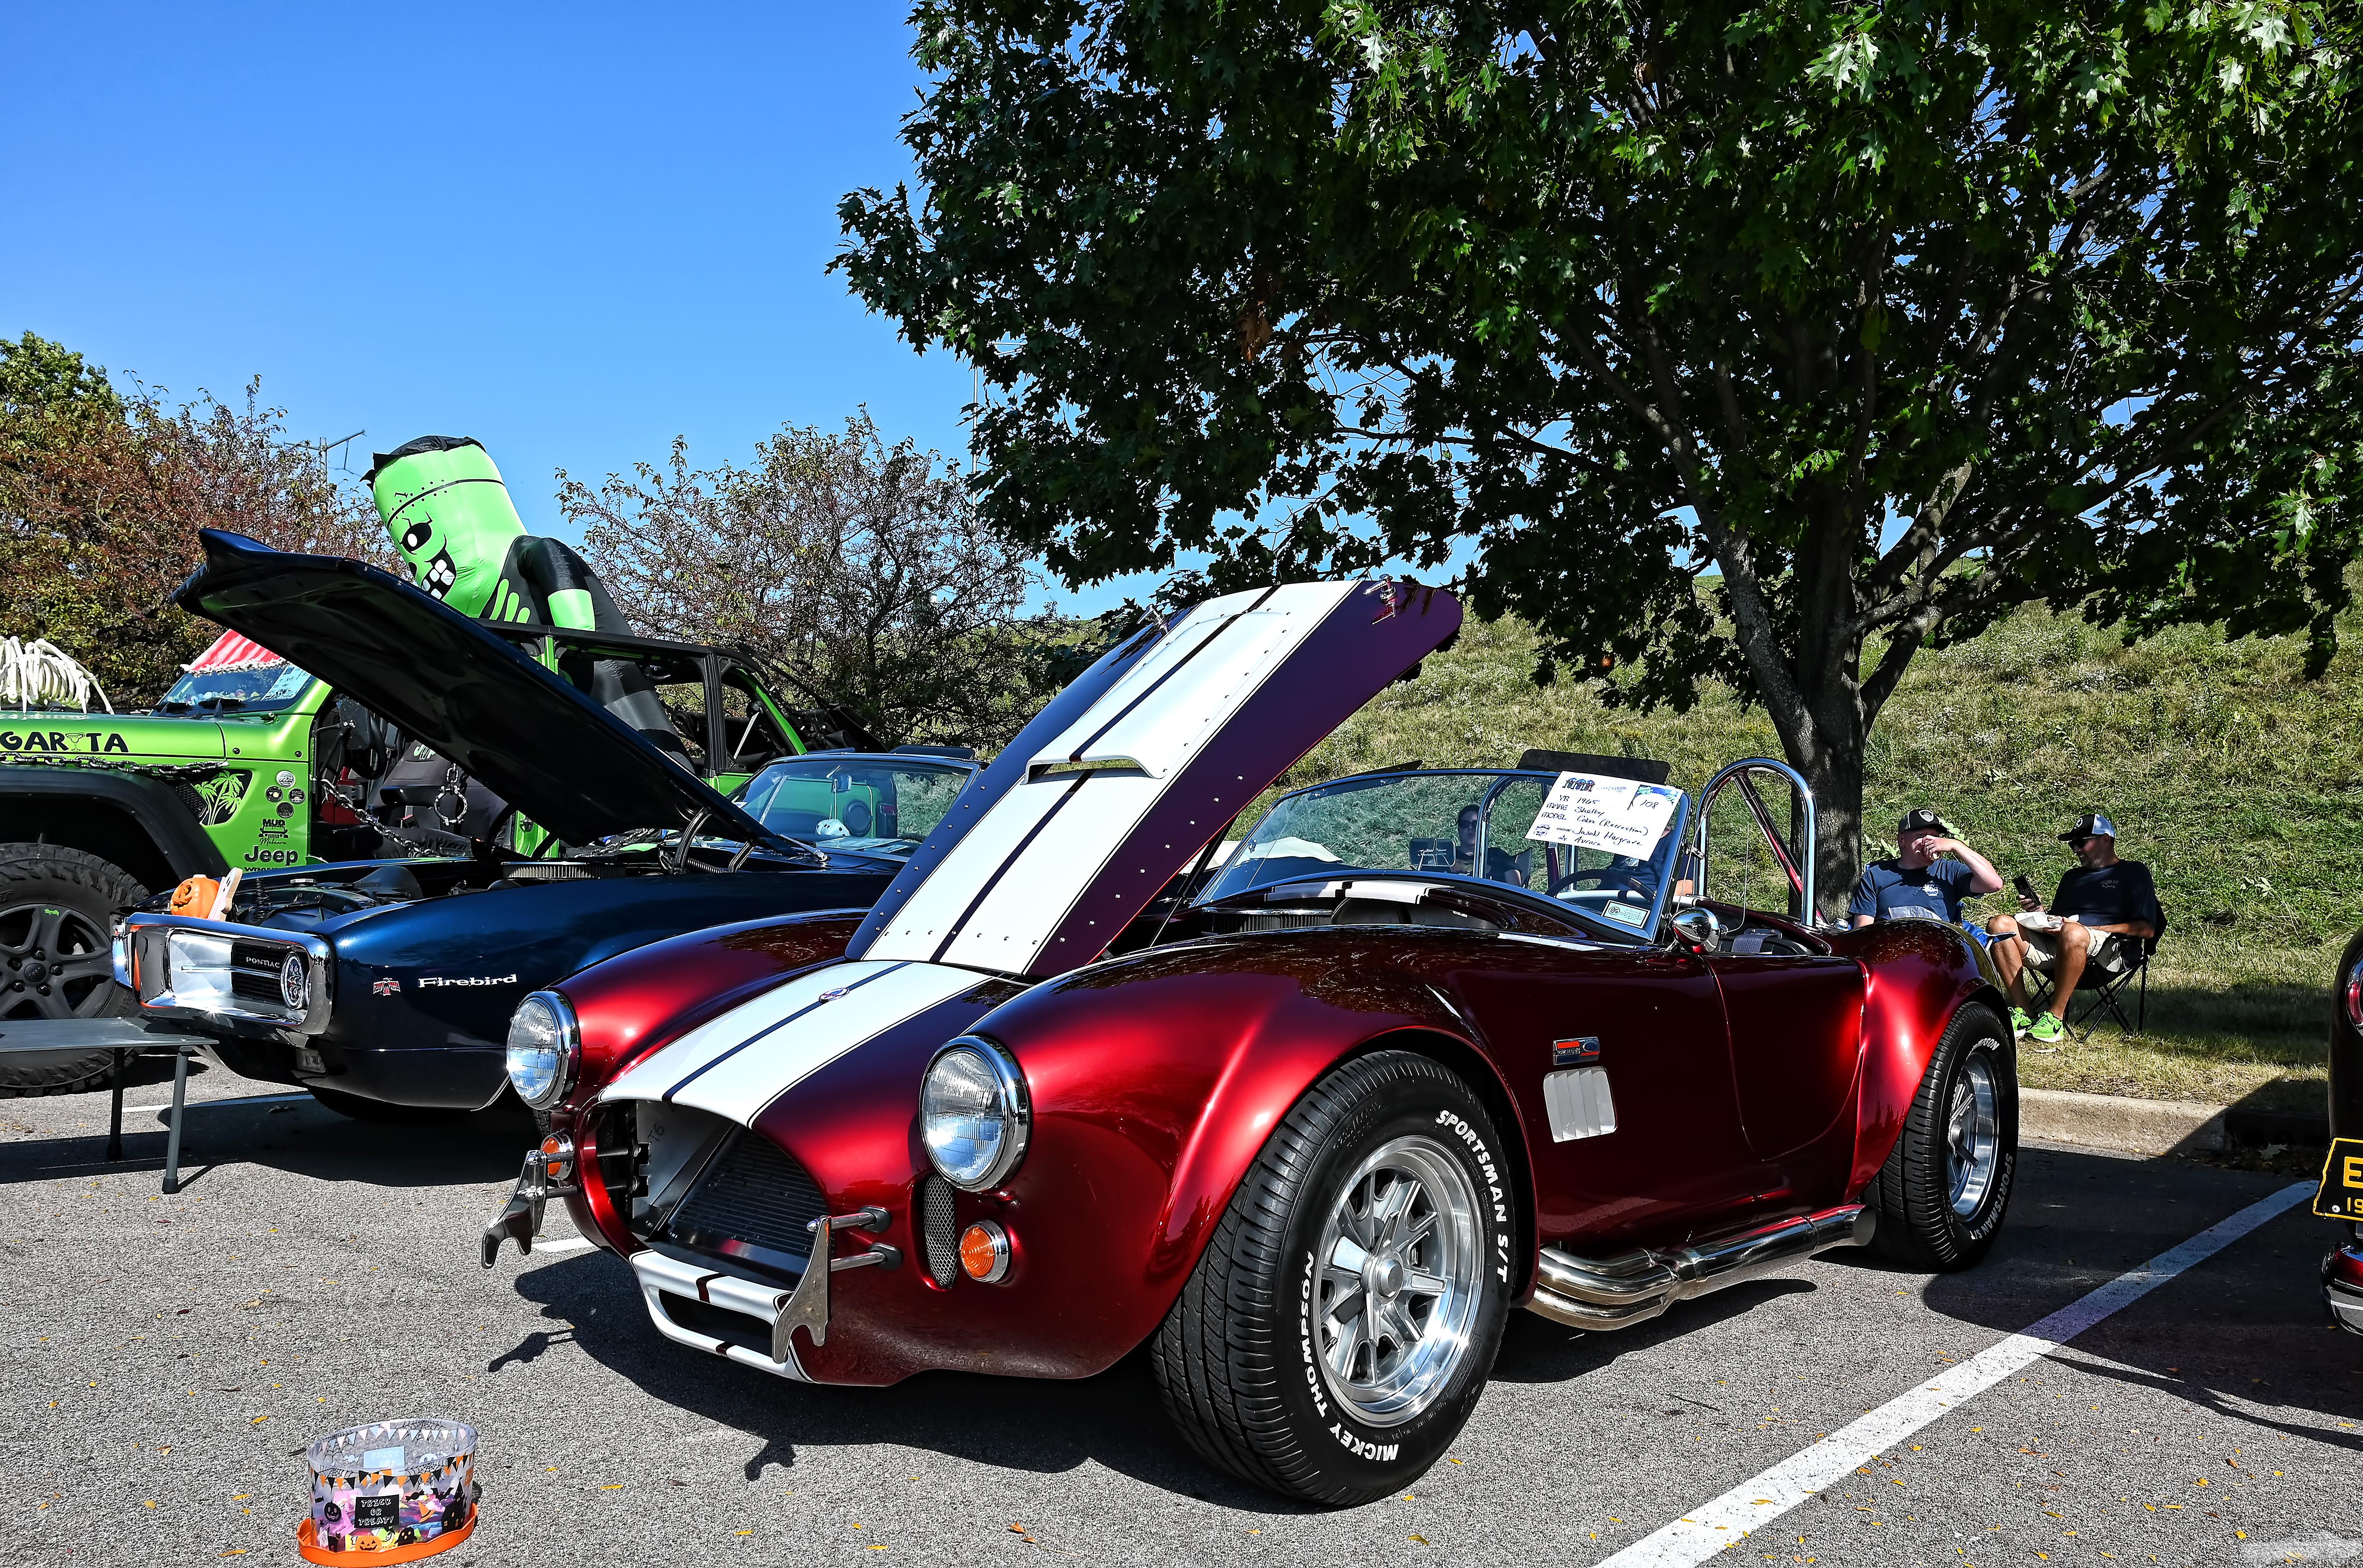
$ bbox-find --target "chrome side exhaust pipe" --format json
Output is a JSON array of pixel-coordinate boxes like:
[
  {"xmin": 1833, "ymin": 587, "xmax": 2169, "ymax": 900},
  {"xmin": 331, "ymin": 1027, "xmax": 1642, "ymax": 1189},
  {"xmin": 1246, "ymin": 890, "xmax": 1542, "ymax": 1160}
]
[{"xmin": 1527, "ymin": 1204, "xmax": 1875, "ymax": 1332}]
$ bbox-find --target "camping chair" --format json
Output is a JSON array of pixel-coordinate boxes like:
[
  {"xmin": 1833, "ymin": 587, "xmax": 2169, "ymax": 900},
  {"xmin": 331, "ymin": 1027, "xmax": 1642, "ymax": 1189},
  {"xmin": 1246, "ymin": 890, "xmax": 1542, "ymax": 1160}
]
[{"xmin": 2021, "ymin": 921, "xmax": 2161, "ymax": 1038}]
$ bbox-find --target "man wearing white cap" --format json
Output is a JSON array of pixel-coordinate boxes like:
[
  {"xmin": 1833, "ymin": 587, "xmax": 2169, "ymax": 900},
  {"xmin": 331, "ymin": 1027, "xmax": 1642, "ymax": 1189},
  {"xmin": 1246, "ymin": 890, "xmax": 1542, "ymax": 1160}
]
[{"xmin": 1986, "ymin": 812, "xmax": 2160, "ymax": 1046}]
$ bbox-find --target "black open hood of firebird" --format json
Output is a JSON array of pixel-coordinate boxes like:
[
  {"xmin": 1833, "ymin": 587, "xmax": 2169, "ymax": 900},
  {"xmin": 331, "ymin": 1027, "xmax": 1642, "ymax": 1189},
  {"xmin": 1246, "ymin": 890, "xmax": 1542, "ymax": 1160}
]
[{"xmin": 175, "ymin": 530, "xmax": 774, "ymax": 849}]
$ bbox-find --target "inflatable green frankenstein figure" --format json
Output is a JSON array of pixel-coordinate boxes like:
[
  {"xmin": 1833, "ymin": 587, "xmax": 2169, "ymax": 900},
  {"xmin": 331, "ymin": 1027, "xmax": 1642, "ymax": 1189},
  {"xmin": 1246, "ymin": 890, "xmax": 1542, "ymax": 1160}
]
[
  {"xmin": 363, "ymin": 437, "xmax": 690, "ymax": 835},
  {"xmin": 369, "ymin": 434, "xmax": 616, "ymax": 631}
]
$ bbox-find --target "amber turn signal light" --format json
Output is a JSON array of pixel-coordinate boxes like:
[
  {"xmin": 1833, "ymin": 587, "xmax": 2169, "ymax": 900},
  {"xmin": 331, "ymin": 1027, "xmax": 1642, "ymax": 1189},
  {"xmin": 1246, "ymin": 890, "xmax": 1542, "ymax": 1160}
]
[
  {"xmin": 958, "ymin": 1220, "xmax": 1011, "ymax": 1283},
  {"xmin": 538, "ymin": 1134, "xmax": 574, "ymax": 1183}
]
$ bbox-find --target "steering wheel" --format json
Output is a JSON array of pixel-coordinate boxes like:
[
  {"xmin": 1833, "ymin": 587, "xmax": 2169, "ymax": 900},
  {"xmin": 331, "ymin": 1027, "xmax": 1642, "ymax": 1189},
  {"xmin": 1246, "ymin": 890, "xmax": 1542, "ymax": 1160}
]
[{"xmin": 1549, "ymin": 867, "xmax": 1655, "ymax": 900}]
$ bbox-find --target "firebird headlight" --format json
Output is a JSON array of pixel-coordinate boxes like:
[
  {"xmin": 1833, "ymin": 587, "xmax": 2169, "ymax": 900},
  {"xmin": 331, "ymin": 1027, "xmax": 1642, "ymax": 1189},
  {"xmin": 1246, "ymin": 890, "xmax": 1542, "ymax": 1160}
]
[
  {"xmin": 921, "ymin": 1036, "xmax": 1030, "ymax": 1191},
  {"xmin": 505, "ymin": 991, "xmax": 580, "ymax": 1110}
]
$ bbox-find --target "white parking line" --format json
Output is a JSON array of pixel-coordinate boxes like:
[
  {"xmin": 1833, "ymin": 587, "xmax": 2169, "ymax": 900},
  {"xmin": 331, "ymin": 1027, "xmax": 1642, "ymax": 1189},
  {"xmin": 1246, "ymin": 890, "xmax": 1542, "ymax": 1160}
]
[
  {"xmin": 118, "ymin": 1091, "xmax": 314, "ymax": 1113},
  {"xmin": 528, "ymin": 1236, "xmax": 597, "ymax": 1254},
  {"xmin": 1596, "ymin": 1181, "xmax": 2313, "ymax": 1567}
]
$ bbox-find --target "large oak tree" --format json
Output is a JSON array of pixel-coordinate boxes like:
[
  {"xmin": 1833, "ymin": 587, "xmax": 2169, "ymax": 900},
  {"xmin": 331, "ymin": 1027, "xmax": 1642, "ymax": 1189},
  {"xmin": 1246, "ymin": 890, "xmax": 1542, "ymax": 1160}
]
[
  {"xmin": 1, "ymin": 333, "xmax": 388, "ymax": 704},
  {"xmin": 839, "ymin": 0, "xmax": 2361, "ymax": 900}
]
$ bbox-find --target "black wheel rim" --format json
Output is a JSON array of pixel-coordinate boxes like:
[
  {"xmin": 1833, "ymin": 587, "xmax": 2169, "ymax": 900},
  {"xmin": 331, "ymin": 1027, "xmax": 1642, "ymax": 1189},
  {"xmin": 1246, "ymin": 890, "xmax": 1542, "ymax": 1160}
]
[{"xmin": 0, "ymin": 899, "xmax": 119, "ymax": 1020}]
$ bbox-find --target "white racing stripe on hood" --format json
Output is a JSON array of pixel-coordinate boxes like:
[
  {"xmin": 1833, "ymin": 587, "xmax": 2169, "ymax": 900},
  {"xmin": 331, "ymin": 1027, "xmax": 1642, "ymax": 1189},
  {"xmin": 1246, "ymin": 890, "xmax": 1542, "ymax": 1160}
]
[
  {"xmin": 862, "ymin": 581, "xmax": 1360, "ymax": 972},
  {"xmin": 599, "ymin": 960, "xmax": 980, "ymax": 1127}
]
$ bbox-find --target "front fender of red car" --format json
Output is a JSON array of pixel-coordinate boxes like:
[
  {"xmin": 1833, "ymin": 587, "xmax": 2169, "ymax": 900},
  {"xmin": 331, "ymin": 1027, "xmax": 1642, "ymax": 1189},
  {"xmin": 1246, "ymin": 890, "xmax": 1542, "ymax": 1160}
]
[
  {"xmin": 545, "ymin": 910, "xmax": 865, "ymax": 1245},
  {"xmin": 1844, "ymin": 921, "xmax": 2009, "ymax": 1195},
  {"xmin": 770, "ymin": 934, "xmax": 1511, "ymax": 1386}
]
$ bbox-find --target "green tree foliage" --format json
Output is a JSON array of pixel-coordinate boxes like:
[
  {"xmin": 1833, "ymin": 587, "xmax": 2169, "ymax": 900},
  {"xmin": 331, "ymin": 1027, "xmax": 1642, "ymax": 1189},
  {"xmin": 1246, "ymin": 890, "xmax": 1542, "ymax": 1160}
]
[
  {"xmin": 560, "ymin": 412, "xmax": 1052, "ymax": 748},
  {"xmin": 838, "ymin": 0, "xmax": 2362, "ymax": 896},
  {"xmin": 1, "ymin": 331, "xmax": 388, "ymax": 704}
]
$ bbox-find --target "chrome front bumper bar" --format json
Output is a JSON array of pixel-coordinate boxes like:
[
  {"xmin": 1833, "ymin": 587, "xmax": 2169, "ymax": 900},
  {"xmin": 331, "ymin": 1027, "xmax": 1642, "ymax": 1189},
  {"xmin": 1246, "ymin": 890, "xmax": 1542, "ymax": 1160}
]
[
  {"xmin": 480, "ymin": 1149, "xmax": 576, "ymax": 1267},
  {"xmin": 631, "ymin": 1249, "xmax": 811, "ymax": 1381},
  {"xmin": 630, "ymin": 1207, "xmax": 899, "ymax": 1379},
  {"xmin": 119, "ymin": 913, "xmax": 335, "ymax": 1035}
]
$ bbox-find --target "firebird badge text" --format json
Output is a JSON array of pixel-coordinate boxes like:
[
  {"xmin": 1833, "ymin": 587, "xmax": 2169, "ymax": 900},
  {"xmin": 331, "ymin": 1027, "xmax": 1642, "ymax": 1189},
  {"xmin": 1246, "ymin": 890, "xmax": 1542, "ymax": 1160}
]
[{"xmin": 418, "ymin": 974, "xmax": 520, "ymax": 988}]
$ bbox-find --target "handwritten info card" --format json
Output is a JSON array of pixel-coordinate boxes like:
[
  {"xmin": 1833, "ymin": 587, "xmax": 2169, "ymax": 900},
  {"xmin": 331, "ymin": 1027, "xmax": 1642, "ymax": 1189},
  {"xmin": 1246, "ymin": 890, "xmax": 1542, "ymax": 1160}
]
[{"xmin": 1525, "ymin": 773, "xmax": 1680, "ymax": 858}]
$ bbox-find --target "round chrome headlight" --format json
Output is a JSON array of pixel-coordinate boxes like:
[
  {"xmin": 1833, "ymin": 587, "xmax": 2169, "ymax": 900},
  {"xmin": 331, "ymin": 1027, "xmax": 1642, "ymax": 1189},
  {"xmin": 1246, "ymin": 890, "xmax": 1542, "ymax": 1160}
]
[
  {"xmin": 277, "ymin": 952, "xmax": 311, "ymax": 1013},
  {"xmin": 920, "ymin": 1037, "xmax": 1030, "ymax": 1191},
  {"xmin": 505, "ymin": 991, "xmax": 580, "ymax": 1110}
]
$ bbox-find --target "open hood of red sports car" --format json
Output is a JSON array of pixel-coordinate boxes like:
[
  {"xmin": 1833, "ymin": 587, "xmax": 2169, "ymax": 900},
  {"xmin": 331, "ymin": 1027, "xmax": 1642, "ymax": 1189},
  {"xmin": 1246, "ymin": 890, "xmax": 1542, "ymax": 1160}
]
[{"xmin": 848, "ymin": 579, "xmax": 1462, "ymax": 978}]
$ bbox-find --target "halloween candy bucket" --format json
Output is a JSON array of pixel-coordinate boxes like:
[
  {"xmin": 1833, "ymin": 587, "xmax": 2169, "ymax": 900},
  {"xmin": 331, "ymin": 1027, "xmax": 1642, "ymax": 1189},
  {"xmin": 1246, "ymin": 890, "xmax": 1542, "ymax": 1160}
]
[{"xmin": 296, "ymin": 1418, "xmax": 479, "ymax": 1563}]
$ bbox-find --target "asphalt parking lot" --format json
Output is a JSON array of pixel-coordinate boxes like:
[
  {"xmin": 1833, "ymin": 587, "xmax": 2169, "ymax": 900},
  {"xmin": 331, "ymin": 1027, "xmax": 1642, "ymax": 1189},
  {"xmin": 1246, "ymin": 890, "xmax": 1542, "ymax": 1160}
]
[{"xmin": 5, "ymin": 1060, "xmax": 2359, "ymax": 1568}]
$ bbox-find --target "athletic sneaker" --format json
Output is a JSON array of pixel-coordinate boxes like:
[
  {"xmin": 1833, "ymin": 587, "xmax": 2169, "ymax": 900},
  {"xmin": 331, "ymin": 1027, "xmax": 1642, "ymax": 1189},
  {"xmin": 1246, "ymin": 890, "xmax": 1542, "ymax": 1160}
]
[
  {"xmin": 2025, "ymin": 1012, "xmax": 2066, "ymax": 1045},
  {"xmin": 2010, "ymin": 1005, "xmax": 2032, "ymax": 1037}
]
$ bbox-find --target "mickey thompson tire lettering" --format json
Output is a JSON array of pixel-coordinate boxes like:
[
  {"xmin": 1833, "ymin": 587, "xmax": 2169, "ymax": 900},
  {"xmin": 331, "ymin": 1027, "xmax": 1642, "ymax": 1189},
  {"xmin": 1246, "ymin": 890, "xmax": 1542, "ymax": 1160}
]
[{"xmin": 1152, "ymin": 1049, "xmax": 1512, "ymax": 1506}]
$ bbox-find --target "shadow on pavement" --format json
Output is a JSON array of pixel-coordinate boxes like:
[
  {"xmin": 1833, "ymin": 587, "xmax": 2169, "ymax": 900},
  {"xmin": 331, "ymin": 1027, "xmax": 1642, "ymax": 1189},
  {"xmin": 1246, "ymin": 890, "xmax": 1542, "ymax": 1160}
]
[
  {"xmin": 0, "ymin": 1089, "xmax": 532, "ymax": 1190},
  {"xmin": 499, "ymin": 1253, "xmax": 1816, "ymax": 1507},
  {"xmin": 1871, "ymin": 1143, "xmax": 2363, "ymax": 1437},
  {"xmin": 505, "ymin": 1253, "xmax": 1315, "ymax": 1512}
]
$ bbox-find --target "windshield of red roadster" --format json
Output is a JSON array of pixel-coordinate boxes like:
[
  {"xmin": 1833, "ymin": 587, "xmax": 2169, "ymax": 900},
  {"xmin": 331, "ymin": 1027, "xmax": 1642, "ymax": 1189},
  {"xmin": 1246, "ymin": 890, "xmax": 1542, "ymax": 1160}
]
[{"xmin": 1199, "ymin": 769, "xmax": 1689, "ymax": 934}]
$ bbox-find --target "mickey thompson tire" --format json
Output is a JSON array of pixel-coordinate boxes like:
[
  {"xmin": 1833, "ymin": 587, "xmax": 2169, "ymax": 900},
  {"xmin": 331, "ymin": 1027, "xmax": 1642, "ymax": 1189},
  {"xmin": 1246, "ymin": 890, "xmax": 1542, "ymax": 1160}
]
[
  {"xmin": 1152, "ymin": 1050, "xmax": 1513, "ymax": 1506},
  {"xmin": 0, "ymin": 843, "xmax": 144, "ymax": 1098},
  {"xmin": 1869, "ymin": 1002, "xmax": 2018, "ymax": 1271}
]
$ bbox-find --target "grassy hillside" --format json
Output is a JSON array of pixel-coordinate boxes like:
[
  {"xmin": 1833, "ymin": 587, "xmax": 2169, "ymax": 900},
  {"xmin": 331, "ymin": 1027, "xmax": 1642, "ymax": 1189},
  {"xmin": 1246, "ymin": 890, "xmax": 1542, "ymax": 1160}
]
[{"xmin": 1271, "ymin": 598, "xmax": 2363, "ymax": 1113}]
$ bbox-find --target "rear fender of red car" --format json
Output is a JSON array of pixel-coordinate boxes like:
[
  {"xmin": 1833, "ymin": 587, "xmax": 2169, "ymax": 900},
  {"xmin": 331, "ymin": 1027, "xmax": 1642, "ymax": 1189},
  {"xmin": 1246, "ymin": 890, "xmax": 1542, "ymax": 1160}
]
[{"xmin": 1844, "ymin": 922, "xmax": 2011, "ymax": 1194}]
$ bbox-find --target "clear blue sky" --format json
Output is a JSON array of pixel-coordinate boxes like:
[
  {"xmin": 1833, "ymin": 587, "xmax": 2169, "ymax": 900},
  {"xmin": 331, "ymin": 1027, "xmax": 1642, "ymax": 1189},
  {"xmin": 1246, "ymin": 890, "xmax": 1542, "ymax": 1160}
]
[{"xmin": 2, "ymin": 4, "xmax": 1149, "ymax": 610}]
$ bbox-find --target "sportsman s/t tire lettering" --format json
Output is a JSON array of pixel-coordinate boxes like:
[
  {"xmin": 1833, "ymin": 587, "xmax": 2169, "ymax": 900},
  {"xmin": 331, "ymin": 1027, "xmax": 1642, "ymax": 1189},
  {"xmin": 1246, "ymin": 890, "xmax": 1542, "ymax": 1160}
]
[
  {"xmin": 1152, "ymin": 1049, "xmax": 1511, "ymax": 1506},
  {"xmin": 0, "ymin": 843, "xmax": 144, "ymax": 1097},
  {"xmin": 1869, "ymin": 1002, "xmax": 2018, "ymax": 1271}
]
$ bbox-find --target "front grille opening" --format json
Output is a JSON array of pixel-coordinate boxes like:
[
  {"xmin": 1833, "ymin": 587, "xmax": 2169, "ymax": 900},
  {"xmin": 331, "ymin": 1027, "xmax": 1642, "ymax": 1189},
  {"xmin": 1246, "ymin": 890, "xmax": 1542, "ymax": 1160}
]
[
  {"xmin": 228, "ymin": 939, "xmax": 298, "ymax": 1005},
  {"xmin": 656, "ymin": 1290, "xmax": 771, "ymax": 1356},
  {"xmin": 920, "ymin": 1176, "xmax": 958, "ymax": 1288},
  {"xmin": 666, "ymin": 1132, "xmax": 828, "ymax": 1270}
]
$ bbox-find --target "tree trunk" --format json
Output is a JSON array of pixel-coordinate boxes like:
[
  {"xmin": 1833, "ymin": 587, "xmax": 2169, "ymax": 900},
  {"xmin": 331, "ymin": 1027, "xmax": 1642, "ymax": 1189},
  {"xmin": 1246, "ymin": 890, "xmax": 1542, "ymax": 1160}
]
[
  {"xmin": 1751, "ymin": 652, "xmax": 1869, "ymax": 924},
  {"xmin": 1793, "ymin": 729, "xmax": 1865, "ymax": 925}
]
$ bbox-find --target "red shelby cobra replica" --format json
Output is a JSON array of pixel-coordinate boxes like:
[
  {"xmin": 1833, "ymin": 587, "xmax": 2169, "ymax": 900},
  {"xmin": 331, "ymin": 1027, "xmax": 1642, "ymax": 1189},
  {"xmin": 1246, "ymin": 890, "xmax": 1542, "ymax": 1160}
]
[{"xmin": 483, "ymin": 581, "xmax": 2019, "ymax": 1505}]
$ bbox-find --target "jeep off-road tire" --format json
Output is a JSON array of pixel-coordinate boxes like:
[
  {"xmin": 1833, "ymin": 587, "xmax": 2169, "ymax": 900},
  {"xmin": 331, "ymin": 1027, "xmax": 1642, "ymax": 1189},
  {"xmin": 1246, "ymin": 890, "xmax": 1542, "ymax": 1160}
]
[
  {"xmin": 0, "ymin": 843, "xmax": 145, "ymax": 1097},
  {"xmin": 1152, "ymin": 1050, "xmax": 1513, "ymax": 1506},
  {"xmin": 1869, "ymin": 1002, "xmax": 2018, "ymax": 1270}
]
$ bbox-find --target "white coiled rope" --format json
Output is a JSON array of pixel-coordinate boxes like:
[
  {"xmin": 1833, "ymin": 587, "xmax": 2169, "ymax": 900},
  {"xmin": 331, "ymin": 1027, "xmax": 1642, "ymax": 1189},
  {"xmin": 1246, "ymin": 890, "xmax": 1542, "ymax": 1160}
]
[{"xmin": 0, "ymin": 636, "xmax": 113, "ymax": 713}]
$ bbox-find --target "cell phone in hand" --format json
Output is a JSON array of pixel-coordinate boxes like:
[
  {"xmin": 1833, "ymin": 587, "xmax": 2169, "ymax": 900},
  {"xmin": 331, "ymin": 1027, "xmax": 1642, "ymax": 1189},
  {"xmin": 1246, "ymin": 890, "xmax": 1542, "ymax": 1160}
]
[{"xmin": 2013, "ymin": 873, "xmax": 2039, "ymax": 904}]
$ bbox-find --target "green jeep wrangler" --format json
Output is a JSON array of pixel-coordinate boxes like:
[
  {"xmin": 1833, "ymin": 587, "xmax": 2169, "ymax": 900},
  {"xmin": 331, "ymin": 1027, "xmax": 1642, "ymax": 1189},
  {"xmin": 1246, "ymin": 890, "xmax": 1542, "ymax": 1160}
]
[{"xmin": 0, "ymin": 625, "xmax": 852, "ymax": 1094}]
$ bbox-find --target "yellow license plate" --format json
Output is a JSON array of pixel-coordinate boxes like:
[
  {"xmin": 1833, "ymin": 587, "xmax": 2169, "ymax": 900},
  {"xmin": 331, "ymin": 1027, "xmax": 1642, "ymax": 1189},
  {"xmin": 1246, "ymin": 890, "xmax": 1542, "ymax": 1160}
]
[{"xmin": 2314, "ymin": 1138, "xmax": 2363, "ymax": 1220}]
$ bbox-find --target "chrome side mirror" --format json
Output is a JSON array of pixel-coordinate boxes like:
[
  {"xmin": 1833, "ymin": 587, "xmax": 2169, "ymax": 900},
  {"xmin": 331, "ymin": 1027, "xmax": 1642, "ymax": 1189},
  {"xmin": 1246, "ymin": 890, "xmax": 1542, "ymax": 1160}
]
[{"xmin": 1669, "ymin": 907, "xmax": 1723, "ymax": 952}]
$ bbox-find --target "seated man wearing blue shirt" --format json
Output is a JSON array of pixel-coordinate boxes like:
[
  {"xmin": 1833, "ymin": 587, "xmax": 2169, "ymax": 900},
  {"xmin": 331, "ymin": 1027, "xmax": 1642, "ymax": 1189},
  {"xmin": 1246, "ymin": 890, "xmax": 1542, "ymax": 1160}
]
[
  {"xmin": 1849, "ymin": 808, "xmax": 2005, "ymax": 939},
  {"xmin": 1986, "ymin": 812, "xmax": 2159, "ymax": 1047}
]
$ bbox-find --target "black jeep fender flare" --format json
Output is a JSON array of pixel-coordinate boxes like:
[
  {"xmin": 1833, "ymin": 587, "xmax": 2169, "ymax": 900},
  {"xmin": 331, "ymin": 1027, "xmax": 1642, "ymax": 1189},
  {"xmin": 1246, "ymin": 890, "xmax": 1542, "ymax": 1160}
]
[{"xmin": 0, "ymin": 769, "xmax": 230, "ymax": 891}]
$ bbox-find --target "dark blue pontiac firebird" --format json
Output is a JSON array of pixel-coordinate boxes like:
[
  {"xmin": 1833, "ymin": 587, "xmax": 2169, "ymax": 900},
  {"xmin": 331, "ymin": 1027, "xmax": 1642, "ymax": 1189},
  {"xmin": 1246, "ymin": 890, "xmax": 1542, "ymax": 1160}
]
[{"xmin": 116, "ymin": 532, "xmax": 972, "ymax": 1118}]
